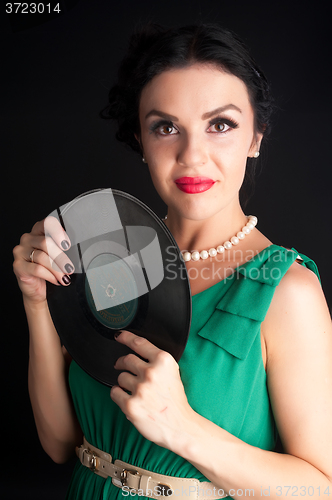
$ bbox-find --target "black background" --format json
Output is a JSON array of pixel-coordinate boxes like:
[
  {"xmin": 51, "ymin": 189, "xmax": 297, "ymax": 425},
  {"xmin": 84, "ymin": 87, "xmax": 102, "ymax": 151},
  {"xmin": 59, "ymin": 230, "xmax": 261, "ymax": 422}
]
[{"xmin": 1, "ymin": 0, "xmax": 331, "ymax": 498}]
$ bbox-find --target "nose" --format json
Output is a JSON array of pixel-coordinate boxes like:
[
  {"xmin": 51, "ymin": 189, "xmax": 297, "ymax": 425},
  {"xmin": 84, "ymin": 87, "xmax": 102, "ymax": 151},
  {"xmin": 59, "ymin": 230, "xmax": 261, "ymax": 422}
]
[{"xmin": 177, "ymin": 134, "xmax": 208, "ymax": 168}]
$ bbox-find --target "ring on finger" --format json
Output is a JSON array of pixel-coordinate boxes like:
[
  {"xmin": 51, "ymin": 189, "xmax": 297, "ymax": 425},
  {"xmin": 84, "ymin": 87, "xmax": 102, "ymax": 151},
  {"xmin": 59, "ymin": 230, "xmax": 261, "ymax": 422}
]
[{"xmin": 29, "ymin": 249, "xmax": 37, "ymax": 263}]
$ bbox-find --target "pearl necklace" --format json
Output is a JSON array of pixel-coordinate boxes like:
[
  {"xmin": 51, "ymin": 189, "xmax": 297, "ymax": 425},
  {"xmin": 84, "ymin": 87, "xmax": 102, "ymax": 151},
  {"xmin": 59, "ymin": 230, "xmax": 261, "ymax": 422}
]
[{"xmin": 164, "ymin": 215, "xmax": 258, "ymax": 262}]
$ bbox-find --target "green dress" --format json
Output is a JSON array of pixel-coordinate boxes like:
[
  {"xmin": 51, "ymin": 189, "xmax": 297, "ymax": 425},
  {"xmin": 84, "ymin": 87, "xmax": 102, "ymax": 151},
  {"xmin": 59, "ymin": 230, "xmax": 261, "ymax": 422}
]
[{"xmin": 66, "ymin": 244, "xmax": 320, "ymax": 499}]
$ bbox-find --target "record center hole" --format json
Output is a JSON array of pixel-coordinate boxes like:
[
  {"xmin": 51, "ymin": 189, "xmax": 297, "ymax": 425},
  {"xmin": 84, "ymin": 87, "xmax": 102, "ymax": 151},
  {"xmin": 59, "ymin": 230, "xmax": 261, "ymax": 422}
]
[{"xmin": 105, "ymin": 284, "xmax": 116, "ymax": 298}]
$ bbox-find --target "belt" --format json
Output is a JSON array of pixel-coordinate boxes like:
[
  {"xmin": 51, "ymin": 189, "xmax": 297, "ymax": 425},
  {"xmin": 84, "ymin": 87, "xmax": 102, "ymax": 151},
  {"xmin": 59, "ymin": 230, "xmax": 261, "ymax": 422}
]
[{"xmin": 76, "ymin": 437, "xmax": 227, "ymax": 499}]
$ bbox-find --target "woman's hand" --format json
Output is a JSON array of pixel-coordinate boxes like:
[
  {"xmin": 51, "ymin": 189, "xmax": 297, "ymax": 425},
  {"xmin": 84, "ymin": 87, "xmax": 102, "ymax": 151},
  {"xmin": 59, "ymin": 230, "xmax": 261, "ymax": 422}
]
[
  {"xmin": 13, "ymin": 216, "xmax": 75, "ymax": 306},
  {"xmin": 110, "ymin": 330, "xmax": 195, "ymax": 450}
]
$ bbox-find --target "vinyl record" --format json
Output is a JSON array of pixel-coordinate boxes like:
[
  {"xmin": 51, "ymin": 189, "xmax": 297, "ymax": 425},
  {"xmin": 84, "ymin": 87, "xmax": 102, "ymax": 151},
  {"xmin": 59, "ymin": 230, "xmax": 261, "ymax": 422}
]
[{"xmin": 46, "ymin": 189, "xmax": 191, "ymax": 387}]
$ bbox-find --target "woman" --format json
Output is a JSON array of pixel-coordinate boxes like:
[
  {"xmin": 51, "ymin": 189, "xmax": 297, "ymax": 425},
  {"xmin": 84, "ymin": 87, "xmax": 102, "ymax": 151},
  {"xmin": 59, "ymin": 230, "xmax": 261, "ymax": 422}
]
[{"xmin": 13, "ymin": 23, "xmax": 332, "ymax": 499}]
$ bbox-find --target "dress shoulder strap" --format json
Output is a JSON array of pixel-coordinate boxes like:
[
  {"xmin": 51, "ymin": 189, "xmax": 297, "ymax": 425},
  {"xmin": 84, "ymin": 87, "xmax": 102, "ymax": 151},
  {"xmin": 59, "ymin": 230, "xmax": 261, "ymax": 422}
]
[
  {"xmin": 290, "ymin": 247, "xmax": 321, "ymax": 283},
  {"xmin": 197, "ymin": 245, "xmax": 320, "ymax": 361},
  {"xmin": 220, "ymin": 245, "xmax": 320, "ymax": 317},
  {"xmin": 236, "ymin": 244, "xmax": 320, "ymax": 286}
]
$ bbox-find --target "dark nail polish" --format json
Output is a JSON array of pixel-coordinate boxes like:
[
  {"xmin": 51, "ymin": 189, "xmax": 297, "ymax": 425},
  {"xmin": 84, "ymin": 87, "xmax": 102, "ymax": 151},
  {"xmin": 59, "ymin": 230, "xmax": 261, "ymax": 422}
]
[
  {"xmin": 62, "ymin": 275, "xmax": 71, "ymax": 285},
  {"xmin": 61, "ymin": 240, "xmax": 70, "ymax": 250},
  {"xmin": 64, "ymin": 263, "xmax": 74, "ymax": 274}
]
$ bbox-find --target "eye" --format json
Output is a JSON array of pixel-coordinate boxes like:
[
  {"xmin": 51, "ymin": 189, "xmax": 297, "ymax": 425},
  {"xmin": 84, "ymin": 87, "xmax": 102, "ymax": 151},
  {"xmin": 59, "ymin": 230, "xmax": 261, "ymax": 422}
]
[
  {"xmin": 159, "ymin": 124, "xmax": 177, "ymax": 135},
  {"xmin": 149, "ymin": 120, "xmax": 178, "ymax": 136},
  {"xmin": 208, "ymin": 117, "xmax": 239, "ymax": 134},
  {"xmin": 209, "ymin": 122, "xmax": 230, "ymax": 133}
]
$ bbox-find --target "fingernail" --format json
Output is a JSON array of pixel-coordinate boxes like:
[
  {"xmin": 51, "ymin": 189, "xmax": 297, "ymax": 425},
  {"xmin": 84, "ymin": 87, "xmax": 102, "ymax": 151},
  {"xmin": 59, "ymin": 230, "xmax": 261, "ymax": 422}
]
[
  {"xmin": 61, "ymin": 240, "xmax": 70, "ymax": 250},
  {"xmin": 64, "ymin": 263, "xmax": 74, "ymax": 273},
  {"xmin": 62, "ymin": 275, "xmax": 71, "ymax": 285},
  {"xmin": 114, "ymin": 331, "xmax": 122, "ymax": 339}
]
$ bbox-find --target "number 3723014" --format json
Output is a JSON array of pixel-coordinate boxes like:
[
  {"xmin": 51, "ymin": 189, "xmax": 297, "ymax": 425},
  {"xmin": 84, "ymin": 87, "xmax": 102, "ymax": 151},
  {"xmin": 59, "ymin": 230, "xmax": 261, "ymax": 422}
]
[
  {"xmin": 274, "ymin": 486, "xmax": 331, "ymax": 496},
  {"xmin": 6, "ymin": 3, "xmax": 61, "ymax": 14}
]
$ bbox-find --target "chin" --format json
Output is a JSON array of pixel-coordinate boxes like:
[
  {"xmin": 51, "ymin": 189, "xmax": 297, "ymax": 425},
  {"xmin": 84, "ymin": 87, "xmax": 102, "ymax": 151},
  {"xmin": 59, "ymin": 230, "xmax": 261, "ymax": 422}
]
[{"xmin": 177, "ymin": 206, "xmax": 221, "ymax": 221}]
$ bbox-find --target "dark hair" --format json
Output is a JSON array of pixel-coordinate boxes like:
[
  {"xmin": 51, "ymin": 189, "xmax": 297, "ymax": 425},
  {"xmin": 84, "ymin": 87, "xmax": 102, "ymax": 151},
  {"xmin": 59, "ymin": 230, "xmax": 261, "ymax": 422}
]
[{"xmin": 101, "ymin": 22, "xmax": 274, "ymax": 206}]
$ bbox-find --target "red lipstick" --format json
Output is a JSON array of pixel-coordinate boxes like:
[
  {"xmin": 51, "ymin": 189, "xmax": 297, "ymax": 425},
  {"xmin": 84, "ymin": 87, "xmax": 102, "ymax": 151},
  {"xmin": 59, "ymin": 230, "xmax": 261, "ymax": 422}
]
[{"xmin": 175, "ymin": 176, "xmax": 215, "ymax": 194}]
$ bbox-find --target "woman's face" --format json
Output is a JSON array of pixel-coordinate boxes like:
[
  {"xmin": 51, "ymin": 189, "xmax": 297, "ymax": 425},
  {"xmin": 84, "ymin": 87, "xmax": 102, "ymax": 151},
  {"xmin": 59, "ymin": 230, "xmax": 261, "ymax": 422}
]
[{"xmin": 136, "ymin": 63, "xmax": 262, "ymax": 221}]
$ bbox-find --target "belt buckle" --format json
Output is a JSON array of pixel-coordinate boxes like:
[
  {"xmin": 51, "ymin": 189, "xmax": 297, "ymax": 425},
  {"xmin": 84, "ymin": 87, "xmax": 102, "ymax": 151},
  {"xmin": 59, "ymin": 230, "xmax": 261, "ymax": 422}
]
[
  {"xmin": 156, "ymin": 484, "xmax": 173, "ymax": 496},
  {"xmin": 121, "ymin": 468, "xmax": 141, "ymax": 487},
  {"xmin": 83, "ymin": 449, "xmax": 98, "ymax": 471}
]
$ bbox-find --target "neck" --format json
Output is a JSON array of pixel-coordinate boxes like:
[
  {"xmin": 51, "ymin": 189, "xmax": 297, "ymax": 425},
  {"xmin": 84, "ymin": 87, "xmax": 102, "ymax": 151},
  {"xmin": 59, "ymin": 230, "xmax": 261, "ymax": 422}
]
[{"xmin": 164, "ymin": 200, "xmax": 248, "ymax": 253}]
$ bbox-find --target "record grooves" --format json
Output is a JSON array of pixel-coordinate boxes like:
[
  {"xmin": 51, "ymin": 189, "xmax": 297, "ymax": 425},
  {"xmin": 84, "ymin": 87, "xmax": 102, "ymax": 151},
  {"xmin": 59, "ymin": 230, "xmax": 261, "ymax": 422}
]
[{"xmin": 46, "ymin": 189, "xmax": 191, "ymax": 387}]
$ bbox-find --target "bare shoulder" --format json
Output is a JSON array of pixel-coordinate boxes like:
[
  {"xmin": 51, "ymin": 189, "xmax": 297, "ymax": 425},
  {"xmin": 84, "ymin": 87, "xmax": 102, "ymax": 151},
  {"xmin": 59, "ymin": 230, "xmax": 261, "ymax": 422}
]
[
  {"xmin": 276, "ymin": 257, "xmax": 322, "ymax": 295},
  {"xmin": 262, "ymin": 259, "xmax": 330, "ymax": 356}
]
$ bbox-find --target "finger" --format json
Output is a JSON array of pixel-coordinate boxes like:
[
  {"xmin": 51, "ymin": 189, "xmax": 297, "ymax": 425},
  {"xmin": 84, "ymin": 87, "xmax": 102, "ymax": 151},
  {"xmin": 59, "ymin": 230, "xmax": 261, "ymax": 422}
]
[
  {"xmin": 31, "ymin": 218, "xmax": 70, "ymax": 249},
  {"xmin": 114, "ymin": 330, "xmax": 160, "ymax": 362},
  {"xmin": 110, "ymin": 385, "xmax": 131, "ymax": 411},
  {"xmin": 27, "ymin": 248, "xmax": 72, "ymax": 286},
  {"xmin": 28, "ymin": 235, "xmax": 75, "ymax": 274},
  {"xmin": 15, "ymin": 234, "xmax": 73, "ymax": 286},
  {"xmin": 30, "ymin": 219, "xmax": 48, "ymax": 236},
  {"xmin": 117, "ymin": 371, "xmax": 137, "ymax": 393},
  {"xmin": 13, "ymin": 256, "xmax": 60, "ymax": 287},
  {"xmin": 114, "ymin": 352, "xmax": 146, "ymax": 375},
  {"xmin": 43, "ymin": 216, "xmax": 71, "ymax": 251}
]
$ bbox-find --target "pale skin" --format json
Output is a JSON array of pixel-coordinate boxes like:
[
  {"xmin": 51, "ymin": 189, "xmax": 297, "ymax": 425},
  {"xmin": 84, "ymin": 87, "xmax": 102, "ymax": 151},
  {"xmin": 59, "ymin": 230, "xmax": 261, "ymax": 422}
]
[{"xmin": 13, "ymin": 63, "xmax": 332, "ymax": 498}]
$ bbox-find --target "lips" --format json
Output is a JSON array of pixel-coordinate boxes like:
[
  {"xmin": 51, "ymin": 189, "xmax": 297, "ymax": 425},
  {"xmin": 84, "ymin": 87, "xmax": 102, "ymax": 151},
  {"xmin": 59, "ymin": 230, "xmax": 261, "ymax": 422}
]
[{"xmin": 175, "ymin": 176, "xmax": 215, "ymax": 194}]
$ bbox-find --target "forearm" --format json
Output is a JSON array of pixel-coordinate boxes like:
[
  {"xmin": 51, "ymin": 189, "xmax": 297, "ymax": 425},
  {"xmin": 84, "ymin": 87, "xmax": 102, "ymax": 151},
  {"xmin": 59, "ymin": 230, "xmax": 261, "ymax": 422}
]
[
  {"xmin": 25, "ymin": 298, "xmax": 82, "ymax": 463},
  {"xmin": 175, "ymin": 411, "xmax": 331, "ymax": 500}
]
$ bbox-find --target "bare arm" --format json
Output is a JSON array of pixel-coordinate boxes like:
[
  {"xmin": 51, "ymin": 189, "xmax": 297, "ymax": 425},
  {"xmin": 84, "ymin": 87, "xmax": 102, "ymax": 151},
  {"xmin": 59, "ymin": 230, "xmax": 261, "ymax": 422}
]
[
  {"xmin": 26, "ymin": 299, "xmax": 82, "ymax": 463},
  {"xmin": 13, "ymin": 219, "xmax": 82, "ymax": 463}
]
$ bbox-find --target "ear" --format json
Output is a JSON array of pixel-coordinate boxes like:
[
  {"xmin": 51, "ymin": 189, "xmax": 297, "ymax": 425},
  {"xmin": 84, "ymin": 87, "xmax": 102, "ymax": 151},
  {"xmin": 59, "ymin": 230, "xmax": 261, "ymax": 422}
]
[
  {"xmin": 134, "ymin": 133, "xmax": 142, "ymax": 147},
  {"xmin": 248, "ymin": 131, "xmax": 263, "ymax": 158},
  {"xmin": 134, "ymin": 133, "xmax": 145, "ymax": 155}
]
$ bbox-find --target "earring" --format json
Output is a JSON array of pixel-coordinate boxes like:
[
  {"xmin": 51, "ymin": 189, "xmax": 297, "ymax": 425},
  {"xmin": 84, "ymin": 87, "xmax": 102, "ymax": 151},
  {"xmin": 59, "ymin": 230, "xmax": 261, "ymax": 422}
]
[
  {"xmin": 253, "ymin": 151, "xmax": 260, "ymax": 158},
  {"xmin": 142, "ymin": 157, "xmax": 146, "ymax": 163}
]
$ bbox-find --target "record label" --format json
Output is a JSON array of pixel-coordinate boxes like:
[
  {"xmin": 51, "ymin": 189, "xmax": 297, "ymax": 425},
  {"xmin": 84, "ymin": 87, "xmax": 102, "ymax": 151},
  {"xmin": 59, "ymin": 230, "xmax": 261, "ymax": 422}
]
[{"xmin": 85, "ymin": 252, "xmax": 139, "ymax": 330}]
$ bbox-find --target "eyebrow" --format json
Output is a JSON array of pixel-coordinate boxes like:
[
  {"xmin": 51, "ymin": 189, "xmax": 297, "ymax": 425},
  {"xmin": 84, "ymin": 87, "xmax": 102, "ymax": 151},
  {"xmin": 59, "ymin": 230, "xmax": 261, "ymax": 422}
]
[{"xmin": 144, "ymin": 104, "xmax": 242, "ymax": 121}]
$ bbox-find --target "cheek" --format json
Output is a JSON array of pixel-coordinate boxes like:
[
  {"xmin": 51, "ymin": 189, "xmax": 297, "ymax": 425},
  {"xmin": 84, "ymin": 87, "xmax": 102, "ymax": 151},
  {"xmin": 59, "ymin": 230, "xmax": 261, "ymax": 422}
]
[
  {"xmin": 147, "ymin": 138, "xmax": 173, "ymax": 160},
  {"xmin": 222, "ymin": 162, "xmax": 247, "ymax": 195},
  {"xmin": 146, "ymin": 161, "xmax": 168, "ymax": 195},
  {"xmin": 145, "ymin": 143, "xmax": 173, "ymax": 182},
  {"xmin": 211, "ymin": 139, "xmax": 248, "ymax": 175}
]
